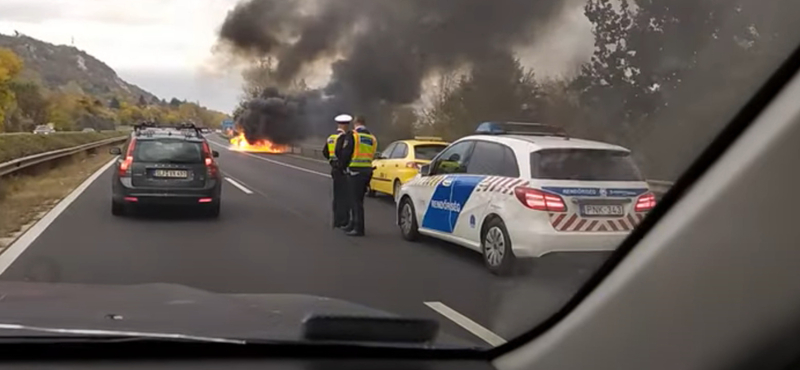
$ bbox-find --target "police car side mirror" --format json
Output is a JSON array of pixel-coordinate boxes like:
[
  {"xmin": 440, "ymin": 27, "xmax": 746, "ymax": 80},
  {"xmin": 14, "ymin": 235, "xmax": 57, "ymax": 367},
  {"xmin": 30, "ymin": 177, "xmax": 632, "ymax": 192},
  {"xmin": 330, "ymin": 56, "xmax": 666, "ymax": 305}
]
[
  {"xmin": 109, "ymin": 147, "xmax": 122, "ymax": 155},
  {"xmin": 419, "ymin": 164, "xmax": 431, "ymax": 176}
]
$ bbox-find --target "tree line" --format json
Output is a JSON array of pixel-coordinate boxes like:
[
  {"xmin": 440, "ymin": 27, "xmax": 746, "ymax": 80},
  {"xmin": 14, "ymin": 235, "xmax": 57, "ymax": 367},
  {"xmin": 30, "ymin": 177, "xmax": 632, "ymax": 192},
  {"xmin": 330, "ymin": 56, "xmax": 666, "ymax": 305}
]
[
  {"xmin": 0, "ymin": 48, "xmax": 228, "ymax": 133},
  {"xmin": 412, "ymin": 0, "xmax": 797, "ymax": 179}
]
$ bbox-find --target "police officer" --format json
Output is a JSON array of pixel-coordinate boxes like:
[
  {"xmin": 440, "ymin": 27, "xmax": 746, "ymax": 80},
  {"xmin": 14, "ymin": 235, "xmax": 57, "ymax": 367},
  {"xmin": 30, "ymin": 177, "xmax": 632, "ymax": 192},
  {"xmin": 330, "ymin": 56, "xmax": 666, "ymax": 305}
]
[
  {"xmin": 336, "ymin": 115, "xmax": 377, "ymax": 237},
  {"xmin": 323, "ymin": 114, "xmax": 352, "ymax": 229}
]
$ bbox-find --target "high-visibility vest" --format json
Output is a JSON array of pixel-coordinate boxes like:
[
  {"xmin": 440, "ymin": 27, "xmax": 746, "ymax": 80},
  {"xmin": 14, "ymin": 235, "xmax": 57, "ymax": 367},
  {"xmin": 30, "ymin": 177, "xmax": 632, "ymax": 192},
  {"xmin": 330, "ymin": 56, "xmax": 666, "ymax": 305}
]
[
  {"xmin": 327, "ymin": 132, "xmax": 342, "ymax": 159},
  {"xmin": 349, "ymin": 130, "xmax": 377, "ymax": 168}
]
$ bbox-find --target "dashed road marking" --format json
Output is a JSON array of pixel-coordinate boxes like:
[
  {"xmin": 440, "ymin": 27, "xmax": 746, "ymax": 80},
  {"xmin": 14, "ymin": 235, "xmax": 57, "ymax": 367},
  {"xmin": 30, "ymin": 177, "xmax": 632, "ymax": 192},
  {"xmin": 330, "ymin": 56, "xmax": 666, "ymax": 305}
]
[
  {"xmin": 424, "ymin": 301, "xmax": 507, "ymax": 347},
  {"xmin": 0, "ymin": 157, "xmax": 118, "ymax": 275},
  {"xmin": 224, "ymin": 177, "xmax": 253, "ymax": 195}
]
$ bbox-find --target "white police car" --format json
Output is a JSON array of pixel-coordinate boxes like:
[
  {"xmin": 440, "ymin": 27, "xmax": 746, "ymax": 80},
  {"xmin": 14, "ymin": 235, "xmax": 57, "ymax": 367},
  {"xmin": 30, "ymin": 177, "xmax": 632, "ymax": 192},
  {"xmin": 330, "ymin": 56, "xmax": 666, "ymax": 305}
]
[{"xmin": 396, "ymin": 122, "xmax": 655, "ymax": 275}]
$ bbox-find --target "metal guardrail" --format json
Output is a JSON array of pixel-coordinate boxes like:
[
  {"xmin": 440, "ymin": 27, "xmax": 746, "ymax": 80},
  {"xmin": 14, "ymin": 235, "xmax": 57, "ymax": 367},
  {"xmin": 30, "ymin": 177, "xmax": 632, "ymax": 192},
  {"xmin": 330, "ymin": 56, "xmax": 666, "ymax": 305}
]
[
  {"xmin": 0, "ymin": 130, "xmax": 121, "ymax": 136},
  {"xmin": 646, "ymin": 180, "xmax": 673, "ymax": 200},
  {"xmin": 0, "ymin": 136, "xmax": 127, "ymax": 178}
]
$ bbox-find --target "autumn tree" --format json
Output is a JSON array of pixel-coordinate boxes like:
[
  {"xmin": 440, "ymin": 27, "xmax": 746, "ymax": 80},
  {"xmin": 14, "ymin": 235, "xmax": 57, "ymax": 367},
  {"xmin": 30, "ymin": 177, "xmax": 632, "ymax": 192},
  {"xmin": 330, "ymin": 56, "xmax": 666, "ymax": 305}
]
[
  {"xmin": 420, "ymin": 55, "xmax": 540, "ymax": 140},
  {"xmin": 7, "ymin": 81, "xmax": 49, "ymax": 131},
  {"xmin": 109, "ymin": 97, "xmax": 121, "ymax": 109},
  {"xmin": 0, "ymin": 48, "xmax": 23, "ymax": 131}
]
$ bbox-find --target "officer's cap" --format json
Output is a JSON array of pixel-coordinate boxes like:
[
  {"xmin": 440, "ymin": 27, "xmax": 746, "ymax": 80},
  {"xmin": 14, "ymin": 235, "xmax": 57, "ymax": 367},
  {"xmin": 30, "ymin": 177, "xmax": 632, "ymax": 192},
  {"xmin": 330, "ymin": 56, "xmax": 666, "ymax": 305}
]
[{"xmin": 334, "ymin": 114, "xmax": 353, "ymax": 123}]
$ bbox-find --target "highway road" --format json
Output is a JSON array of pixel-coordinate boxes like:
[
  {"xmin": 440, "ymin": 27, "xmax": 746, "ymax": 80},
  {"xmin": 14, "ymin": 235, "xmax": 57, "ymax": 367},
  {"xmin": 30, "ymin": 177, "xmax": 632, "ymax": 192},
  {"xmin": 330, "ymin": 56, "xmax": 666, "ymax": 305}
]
[{"xmin": 0, "ymin": 133, "xmax": 610, "ymax": 347}]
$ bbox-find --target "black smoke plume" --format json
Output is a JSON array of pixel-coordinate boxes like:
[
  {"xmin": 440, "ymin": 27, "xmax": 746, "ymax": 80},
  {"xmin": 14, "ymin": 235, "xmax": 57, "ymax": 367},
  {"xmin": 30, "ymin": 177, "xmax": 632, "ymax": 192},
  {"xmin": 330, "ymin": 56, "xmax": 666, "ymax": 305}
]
[
  {"xmin": 219, "ymin": 0, "xmax": 571, "ymax": 141},
  {"xmin": 234, "ymin": 88, "xmax": 307, "ymax": 145}
]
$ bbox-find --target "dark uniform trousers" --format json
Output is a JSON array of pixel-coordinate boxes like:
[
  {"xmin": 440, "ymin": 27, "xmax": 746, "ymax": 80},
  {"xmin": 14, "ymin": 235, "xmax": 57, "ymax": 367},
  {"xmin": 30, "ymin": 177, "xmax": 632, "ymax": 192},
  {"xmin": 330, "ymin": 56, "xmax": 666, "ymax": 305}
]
[
  {"xmin": 346, "ymin": 167, "xmax": 373, "ymax": 234},
  {"xmin": 331, "ymin": 168, "xmax": 350, "ymax": 227}
]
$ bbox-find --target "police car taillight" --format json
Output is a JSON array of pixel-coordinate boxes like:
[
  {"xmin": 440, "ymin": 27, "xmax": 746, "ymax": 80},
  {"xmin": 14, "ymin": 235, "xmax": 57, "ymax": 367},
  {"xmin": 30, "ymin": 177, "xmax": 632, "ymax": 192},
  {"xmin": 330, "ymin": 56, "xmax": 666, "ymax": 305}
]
[
  {"xmin": 118, "ymin": 138, "xmax": 136, "ymax": 177},
  {"xmin": 514, "ymin": 187, "xmax": 566, "ymax": 212},
  {"xmin": 635, "ymin": 192, "xmax": 656, "ymax": 212}
]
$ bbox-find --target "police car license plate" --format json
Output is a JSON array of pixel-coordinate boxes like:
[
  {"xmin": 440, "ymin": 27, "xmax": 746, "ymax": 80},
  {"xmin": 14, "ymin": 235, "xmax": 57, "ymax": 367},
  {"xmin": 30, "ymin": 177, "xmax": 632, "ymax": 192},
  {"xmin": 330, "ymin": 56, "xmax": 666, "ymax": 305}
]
[
  {"xmin": 153, "ymin": 169, "xmax": 188, "ymax": 178},
  {"xmin": 581, "ymin": 204, "xmax": 624, "ymax": 217}
]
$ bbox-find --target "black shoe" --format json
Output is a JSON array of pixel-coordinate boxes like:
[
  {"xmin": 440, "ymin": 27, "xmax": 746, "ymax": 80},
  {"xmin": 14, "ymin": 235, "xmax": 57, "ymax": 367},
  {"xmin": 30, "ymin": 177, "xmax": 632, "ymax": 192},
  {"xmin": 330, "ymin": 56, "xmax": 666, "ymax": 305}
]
[{"xmin": 345, "ymin": 230, "xmax": 364, "ymax": 237}]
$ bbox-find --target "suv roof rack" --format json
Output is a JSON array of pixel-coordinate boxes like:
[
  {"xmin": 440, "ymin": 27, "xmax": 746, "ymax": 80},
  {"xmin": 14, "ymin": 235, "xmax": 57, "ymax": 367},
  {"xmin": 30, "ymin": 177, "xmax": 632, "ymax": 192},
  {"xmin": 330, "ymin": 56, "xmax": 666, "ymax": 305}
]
[
  {"xmin": 474, "ymin": 121, "xmax": 568, "ymax": 138},
  {"xmin": 133, "ymin": 122, "xmax": 203, "ymax": 138}
]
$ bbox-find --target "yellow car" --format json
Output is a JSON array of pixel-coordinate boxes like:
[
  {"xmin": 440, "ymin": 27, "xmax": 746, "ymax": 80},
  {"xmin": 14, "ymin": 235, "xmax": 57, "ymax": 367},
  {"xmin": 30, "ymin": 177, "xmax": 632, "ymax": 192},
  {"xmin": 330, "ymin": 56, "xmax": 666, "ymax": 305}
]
[{"xmin": 369, "ymin": 137, "xmax": 450, "ymax": 200}]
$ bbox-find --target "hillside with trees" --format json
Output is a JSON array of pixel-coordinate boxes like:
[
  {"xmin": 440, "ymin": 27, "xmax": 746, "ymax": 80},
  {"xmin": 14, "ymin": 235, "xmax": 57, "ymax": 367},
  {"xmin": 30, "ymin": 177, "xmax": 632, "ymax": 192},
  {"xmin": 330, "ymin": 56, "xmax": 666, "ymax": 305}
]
[{"xmin": 0, "ymin": 32, "xmax": 228, "ymax": 133}]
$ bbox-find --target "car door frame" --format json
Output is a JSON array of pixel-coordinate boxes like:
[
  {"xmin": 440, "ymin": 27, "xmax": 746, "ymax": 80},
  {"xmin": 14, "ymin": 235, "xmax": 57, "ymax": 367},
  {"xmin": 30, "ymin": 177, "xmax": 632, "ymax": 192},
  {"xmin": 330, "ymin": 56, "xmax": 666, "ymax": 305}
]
[
  {"xmin": 385, "ymin": 142, "xmax": 410, "ymax": 187},
  {"xmin": 371, "ymin": 142, "xmax": 398, "ymax": 194},
  {"xmin": 454, "ymin": 140, "xmax": 522, "ymax": 247},
  {"xmin": 417, "ymin": 140, "xmax": 477, "ymax": 240}
]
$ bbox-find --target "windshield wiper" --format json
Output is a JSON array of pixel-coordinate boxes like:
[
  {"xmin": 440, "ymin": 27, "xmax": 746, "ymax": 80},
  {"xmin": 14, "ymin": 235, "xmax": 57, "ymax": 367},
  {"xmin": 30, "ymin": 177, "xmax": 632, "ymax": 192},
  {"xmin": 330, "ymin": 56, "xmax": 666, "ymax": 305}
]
[{"xmin": 0, "ymin": 323, "xmax": 245, "ymax": 344}]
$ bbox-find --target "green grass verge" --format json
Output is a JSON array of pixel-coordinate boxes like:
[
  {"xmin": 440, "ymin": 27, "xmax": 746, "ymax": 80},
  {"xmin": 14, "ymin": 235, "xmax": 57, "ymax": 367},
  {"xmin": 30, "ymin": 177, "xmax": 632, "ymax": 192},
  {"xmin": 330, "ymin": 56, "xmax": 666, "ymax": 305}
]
[{"xmin": 0, "ymin": 132, "xmax": 127, "ymax": 164}]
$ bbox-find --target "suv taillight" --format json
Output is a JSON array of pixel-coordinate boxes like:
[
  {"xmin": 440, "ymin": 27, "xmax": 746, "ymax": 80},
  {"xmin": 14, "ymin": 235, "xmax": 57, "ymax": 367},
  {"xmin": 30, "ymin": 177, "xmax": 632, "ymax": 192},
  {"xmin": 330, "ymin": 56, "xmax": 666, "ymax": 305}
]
[
  {"xmin": 514, "ymin": 187, "xmax": 566, "ymax": 212},
  {"xmin": 202, "ymin": 141, "xmax": 218, "ymax": 177},
  {"xmin": 635, "ymin": 192, "xmax": 656, "ymax": 212},
  {"xmin": 118, "ymin": 138, "xmax": 136, "ymax": 177}
]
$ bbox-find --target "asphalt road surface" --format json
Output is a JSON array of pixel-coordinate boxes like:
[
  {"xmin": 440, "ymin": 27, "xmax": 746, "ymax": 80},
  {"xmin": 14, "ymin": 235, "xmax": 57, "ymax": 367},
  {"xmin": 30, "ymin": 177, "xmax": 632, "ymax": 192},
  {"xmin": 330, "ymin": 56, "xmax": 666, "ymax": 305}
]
[{"xmin": 0, "ymin": 134, "xmax": 611, "ymax": 347}]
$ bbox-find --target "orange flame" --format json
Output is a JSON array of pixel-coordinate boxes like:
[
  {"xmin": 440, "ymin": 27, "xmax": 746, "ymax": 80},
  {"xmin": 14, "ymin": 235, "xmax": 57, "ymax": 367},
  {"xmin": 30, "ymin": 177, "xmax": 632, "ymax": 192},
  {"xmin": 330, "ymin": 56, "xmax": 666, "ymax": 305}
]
[{"xmin": 229, "ymin": 133, "xmax": 289, "ymax": 154}]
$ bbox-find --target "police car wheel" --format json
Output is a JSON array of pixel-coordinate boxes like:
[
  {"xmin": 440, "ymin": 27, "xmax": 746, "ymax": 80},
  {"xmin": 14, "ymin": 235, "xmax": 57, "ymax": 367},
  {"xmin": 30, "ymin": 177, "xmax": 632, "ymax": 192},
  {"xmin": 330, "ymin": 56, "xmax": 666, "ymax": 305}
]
[
  {"xmin": 482, "ymin": 218, "xmax": 516, "ymax": 275},
  {"xmin": 399, "ymin": 197, "xmax": 420, "ymax": 241}
]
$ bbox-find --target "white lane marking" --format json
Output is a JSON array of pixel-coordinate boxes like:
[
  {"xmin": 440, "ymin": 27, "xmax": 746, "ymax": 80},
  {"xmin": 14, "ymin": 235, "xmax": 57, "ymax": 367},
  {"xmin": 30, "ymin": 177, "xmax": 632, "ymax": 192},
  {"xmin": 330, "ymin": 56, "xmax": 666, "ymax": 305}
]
[
  {"xmin": 208, "ymin": 140, "xmax": 330, "ymax": 178},
  {"xmin": 224, "ymin": 177, "xmax": 253, "ymax": 195},
  {"xmin": 424, "ymin": 301, "xmax": 507, "ymax": 347},
  {"xmin": 0, "ymin": 157, "xmax": 118, "ymax": 275}
]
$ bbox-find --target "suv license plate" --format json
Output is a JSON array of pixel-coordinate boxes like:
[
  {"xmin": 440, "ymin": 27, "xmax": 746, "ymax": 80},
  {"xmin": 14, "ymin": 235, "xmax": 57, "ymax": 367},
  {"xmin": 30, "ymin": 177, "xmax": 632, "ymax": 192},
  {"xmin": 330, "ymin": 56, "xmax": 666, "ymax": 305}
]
[
  {"xmin": 153, "ymin": 170, "xmax": 188, "ymax": 178},
  {"xmin": 581, "ymin": 204, "xmax": 624, "ymax": 217}
]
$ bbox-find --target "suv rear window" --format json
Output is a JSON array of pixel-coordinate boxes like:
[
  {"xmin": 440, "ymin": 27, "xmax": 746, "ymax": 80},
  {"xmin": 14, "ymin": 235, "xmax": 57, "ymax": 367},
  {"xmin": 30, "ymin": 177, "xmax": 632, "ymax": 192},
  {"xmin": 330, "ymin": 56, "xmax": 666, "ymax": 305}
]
[
  {"xmin": 530, "ymin": 149, "xmax": 643, "ymax": 181},
  {"xmin": 414, "ymin": 144, "xmax": 448, "ymax": 160},
  {"xmin": 133, "ymin": 139, "xmax": 204, "ymax": 164}
]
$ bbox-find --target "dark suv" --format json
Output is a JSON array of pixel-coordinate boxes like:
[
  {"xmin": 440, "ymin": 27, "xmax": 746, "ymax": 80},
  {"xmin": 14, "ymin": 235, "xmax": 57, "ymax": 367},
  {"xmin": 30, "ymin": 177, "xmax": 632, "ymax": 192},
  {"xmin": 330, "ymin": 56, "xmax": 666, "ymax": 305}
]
[{"xmin": 109, "ymin": 123, "xmax": 222, "ymax": 217}]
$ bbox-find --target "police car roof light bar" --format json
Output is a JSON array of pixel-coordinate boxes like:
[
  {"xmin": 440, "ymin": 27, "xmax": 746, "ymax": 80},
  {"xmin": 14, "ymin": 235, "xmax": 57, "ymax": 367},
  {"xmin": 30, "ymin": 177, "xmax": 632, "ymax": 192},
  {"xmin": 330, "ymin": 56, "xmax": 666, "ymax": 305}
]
[
  {"xmin": 475, "ymin": 121, "xmax": 569, "ymax": 138},
  {"xmin": 414, "ymin": 136, "xmax": 445, "ymax": 142}
]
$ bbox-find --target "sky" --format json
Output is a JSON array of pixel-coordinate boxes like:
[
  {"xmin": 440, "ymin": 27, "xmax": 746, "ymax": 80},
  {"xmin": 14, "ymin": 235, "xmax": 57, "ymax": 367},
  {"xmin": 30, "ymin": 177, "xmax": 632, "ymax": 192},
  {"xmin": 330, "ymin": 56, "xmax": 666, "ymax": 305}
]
[{"xmin": 0, "ymin": 0, "xmax": 593, "ymax": 114}]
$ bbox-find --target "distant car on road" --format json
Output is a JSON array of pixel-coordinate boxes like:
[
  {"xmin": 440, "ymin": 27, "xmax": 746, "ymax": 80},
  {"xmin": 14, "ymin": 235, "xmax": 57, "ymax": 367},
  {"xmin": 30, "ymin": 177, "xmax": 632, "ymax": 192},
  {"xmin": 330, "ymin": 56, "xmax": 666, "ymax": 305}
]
[
  {"xmin": 81, "ymin": 128, "xmax": 96, "ymax": 133},
  {"xmin": 109, "ymin": 123, "xmax": 222, "ymax": 217},
  {"xmin": 33, "ymin": 125, "xmax": 55, "ymax": 135},
  {"xmin": 369, "ymin": 137, "xmax": 449, "ymax": 201},
  {"xmin": 396, "ymin": 122, "xmax": 655, "ymax": 275}
]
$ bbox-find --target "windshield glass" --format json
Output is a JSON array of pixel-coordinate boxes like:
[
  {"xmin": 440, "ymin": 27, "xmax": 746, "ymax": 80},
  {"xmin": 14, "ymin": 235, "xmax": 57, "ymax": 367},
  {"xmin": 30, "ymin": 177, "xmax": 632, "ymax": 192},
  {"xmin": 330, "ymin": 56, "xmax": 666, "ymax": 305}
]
[
  {"xmin": 0, "ymin": 0, "xmax": 796, "ymax": 352},
  {"xmin": 414, "ymin": 144, "xmax": 448, "ymax": 160},
  {"xmin": 531, "ymin": 149, "xmax": 643, "ymax": 181},
  {"xmin": 133, "ymin": 140, "xmax": 204, "ymax": 164}
]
